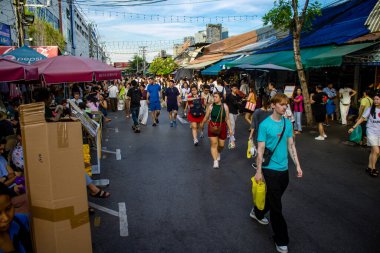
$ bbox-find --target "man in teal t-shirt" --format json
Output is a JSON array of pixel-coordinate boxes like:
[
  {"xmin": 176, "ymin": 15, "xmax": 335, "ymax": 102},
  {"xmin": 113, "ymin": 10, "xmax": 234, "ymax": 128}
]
[{"xmin": 251, "ymin": 93, "xmax": 303, "ymax": 253}]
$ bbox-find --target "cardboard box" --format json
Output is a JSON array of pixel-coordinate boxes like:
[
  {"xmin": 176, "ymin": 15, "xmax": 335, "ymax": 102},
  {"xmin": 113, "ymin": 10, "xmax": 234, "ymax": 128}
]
[{"xmin": 20, "ymin": 103, "xmax": 92, "ymax": 253}]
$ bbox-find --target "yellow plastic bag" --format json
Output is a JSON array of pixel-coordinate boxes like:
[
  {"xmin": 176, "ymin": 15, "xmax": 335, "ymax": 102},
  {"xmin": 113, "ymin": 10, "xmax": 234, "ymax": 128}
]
[
  {"xmin": 251, "ymin": 177, "xmax": 266, "ymax": 210},
  {"xmin": 247, "ymin": 140, "xmax": 253, "ymax": 159}
]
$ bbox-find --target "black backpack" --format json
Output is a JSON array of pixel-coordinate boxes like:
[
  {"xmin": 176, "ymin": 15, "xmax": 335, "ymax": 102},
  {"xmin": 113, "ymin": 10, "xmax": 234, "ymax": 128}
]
[{"xmin": 190, "ymin": 97, "xmax": 204, "ymax": 117}]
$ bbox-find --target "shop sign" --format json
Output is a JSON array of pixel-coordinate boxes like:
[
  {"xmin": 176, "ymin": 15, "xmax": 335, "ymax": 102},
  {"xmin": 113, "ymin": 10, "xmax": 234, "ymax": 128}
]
[{"xmin": 0, "ymin": 23, "xmax": 11, "ymax": 46}]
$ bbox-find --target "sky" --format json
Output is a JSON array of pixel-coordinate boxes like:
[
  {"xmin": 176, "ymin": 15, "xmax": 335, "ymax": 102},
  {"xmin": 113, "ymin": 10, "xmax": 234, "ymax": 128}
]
[{"xmin": 78, "ymin": 0, "xmax": 339, "ymax": 63}]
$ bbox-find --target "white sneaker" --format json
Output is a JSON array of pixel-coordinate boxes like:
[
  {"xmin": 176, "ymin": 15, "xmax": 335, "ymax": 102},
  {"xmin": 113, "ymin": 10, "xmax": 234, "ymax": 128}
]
[
  {"xmin": 199, "ymin": 131, "xmax": 204, "ymax": 139},
  {"xmin": 323, "ymin": 134, "xmax": 327, "ymax": 138},
  {"xmin": 275, "ymin": 243, "xmax": 288, "ymax": 253},
  {"xmin": 194, "ymin": 139, "xmax": 199, "ymax": 146},
  {"xmin": 249, "ymin": 208, "xmax": 269, "ymax": 225},
  {"xmin": 217, "ymin": 153, "xmax": 221, "ymax": 161},
  {"xmin": 213, "ymin": 160, "xmax": 219, "ymax": 169},
  {"xmin": 315, "ymin": 136, "xmax": 325, "ymax": 141}
]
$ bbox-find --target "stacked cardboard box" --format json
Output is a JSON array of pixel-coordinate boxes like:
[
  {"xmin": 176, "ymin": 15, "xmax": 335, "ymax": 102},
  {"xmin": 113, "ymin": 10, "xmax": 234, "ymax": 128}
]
[{"xmin": 20, "ymin": 102, "xmax": 92, "ymax": 253}]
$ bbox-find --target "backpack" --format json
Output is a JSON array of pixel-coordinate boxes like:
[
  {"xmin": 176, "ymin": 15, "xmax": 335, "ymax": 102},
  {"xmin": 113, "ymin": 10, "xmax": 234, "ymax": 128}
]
[{"xmin": 190, "ymin": 97, "xmax": 204, "ymax": 117}]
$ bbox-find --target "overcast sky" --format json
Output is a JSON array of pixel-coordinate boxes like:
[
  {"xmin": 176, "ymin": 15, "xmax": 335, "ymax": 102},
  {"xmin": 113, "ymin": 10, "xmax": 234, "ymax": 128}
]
[{"xmin": 80, "ymin": 0, "xmax": 338, "ymax": 62}]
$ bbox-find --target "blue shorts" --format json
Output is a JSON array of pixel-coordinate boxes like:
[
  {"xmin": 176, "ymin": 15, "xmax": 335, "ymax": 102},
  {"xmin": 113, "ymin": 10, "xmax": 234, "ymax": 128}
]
[
  {"xmin": 167, "ymin": 103, "xmax": 178, "ymax": 112},
  {"xmin": 149, "ymin": 100, "xmax": 161, "ymax": 111}
]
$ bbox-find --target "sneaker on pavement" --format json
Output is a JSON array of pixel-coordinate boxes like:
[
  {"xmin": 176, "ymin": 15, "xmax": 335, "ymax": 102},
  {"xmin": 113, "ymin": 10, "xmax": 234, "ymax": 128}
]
[
  {"xmin": 249, "ymin": 208, "xmax": 269, "ymax": 225},
  {"xmin": 323, "ymin": 134, "xmax": 327, "ymax": 138},
  {"xmin": 213, "ymin": 160, "xmax": 219, "ymax": 169},
  {"xmin": 152, "ymin": 123, "xmax": 157, "ymax": 127},
  {"xmin": 194, "ymin": 139, "xmax": 199, "ymax": 146},
  {"xmin": 170, "ymin": 121, "xmax": 173, "ymax": 127},
  {"xmin": 315, "ymin": 136, "xmax": 325, "ymax": 140},
  {"xmin": 275, "ymin": 243, "xmax": 288, "ymax": 253},
  {"xmin": 199, "ymin": 131, "xmax": 204, "ymax": 139},
  {"xmin": 156, "ymin": 119, "xmax": 159, "ymax": 124}
]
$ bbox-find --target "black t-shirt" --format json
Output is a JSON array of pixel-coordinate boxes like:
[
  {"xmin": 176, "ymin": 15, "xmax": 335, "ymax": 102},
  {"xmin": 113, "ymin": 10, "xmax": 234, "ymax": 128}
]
[
  {"xmin": 127, "ymin": 88, "xmax": 142, "ymax": 108},
  {"xmin": 0, "ymin": 119, "xmax": 14, "ymax": 140},
  {"xmin": 165, "ymin": 87, "xmax": 180, "ymax": 104},
  {"xmin": 312, "ymin": 92, "xmax": 328, "ymax": 109},
  {"xmin": 225, "ymin": 93, "xmax": 241, "ymax": 115}
]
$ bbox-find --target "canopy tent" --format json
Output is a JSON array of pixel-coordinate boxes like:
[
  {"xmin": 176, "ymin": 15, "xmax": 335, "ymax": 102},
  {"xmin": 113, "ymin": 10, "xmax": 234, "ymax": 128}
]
[
  {"xmin": 32, "ymin": 55, "xmax": 121, "ymax": 84},
  {"xmin": 201, "ymin": 58, "xmax": 238, "ymax": 76},
  {"xmin": 226, "ymin": 43, "xmax": 375, "ymax": 70},
  {"xmin": 1, "ymin": 45, "xmax": 47, "ymax": 64},
  {"xmin": 234, "ymin": 63, "xmax": 294, "ymax": 71},
  {"xmin": 174, "ymin": 68, "xmax": 194, "ymax": 81},
  {"xmin": 0, "ymin": 58, "xmax": 39, "ymax": 82}
]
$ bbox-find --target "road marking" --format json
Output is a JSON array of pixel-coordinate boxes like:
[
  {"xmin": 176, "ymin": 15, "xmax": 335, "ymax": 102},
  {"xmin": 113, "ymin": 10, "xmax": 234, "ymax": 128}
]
[
  {"xmin": 115, "ymin": 127, "xmax": 119, "ymax": 133},
  {"xmin": 88, "ymin": 202, "xmax": 119, "ymax": 217},
  {"xmin": 177, "ymin": 117, "xmax": 189, "ymax": 124},
  {"xmin": 119, "ymin": 202, "xmax": 129, "ymax": 237},
  {"xmin": 116, "ymin": 149, "xmax": 121, "ymax": 160}
]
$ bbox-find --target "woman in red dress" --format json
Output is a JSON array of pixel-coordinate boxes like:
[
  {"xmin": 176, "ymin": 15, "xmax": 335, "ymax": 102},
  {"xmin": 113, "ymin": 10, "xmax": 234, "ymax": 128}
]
[{"xmin": 187, "ymin": 85, "xmax": 205, "ymax": 146}]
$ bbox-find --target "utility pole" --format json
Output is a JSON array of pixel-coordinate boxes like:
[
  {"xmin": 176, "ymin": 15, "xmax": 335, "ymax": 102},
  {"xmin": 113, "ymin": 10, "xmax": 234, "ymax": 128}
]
[
  {"xmin": 139, "ymin": 46, "xmax": 147, "ymax": 76},
  {"xmin": 14, "ymin": 0, "xmax": 25, "ymax": 46}
]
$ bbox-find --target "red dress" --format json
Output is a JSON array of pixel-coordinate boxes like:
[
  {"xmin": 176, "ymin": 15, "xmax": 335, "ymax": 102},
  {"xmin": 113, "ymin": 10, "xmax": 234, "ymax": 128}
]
[{"xmin": 187, "ymin": 95, "xmax": 205, "ymax": 123}]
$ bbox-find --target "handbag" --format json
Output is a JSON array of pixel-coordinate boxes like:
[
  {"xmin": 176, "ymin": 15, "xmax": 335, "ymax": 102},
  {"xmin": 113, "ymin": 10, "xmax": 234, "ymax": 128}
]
[
  {"xmin": 349, "ymin": 125, "xmax": 362, "ymax": 144},
  {"xmin": 209, "ymin": 104, "xmax": 224, "ymax": 135},
  {"xmin": 245, "ymin": 101, "xmax": 256, "ymax": 112},
  {"xmin": 251, "ymin": 177, "xmax": 266, "ymax": 210},
  {"xmin": 262, "ymin": 118, "xmax": 286, "ymax": 166}
]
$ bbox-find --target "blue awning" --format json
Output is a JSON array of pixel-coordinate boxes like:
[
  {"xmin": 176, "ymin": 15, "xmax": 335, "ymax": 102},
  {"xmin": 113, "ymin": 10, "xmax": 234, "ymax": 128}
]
[
  {"xmin": 201, "ymin": 58, "xmax": 238, "ymax": 76},
  {"xmin": 259, "ymin": 0, "xmax": 377, "ymax": 53}
]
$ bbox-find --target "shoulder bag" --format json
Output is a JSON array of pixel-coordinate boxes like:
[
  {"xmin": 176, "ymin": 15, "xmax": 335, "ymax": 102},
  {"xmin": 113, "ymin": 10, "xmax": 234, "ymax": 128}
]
[
  {"xmin": 262, "ymin": 118, "xmax": 286, "ymax": 166},
  {"xmin": 209, "ymin": 104, "xmax": 224, "ymax": 135}
]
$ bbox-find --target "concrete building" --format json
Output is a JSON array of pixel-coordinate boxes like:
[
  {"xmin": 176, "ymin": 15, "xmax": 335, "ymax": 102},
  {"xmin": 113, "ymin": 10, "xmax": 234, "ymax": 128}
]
[
  {"xmin": 183, "ymin": 36, "xmax": 195, "ymax": 46},
  {"xmin": 222, "ymin": 27, "xmax": 229, "ymax": 40},
  {"xmin": 0, "ymin": 0, "xmax": 17, "ymax": 46},
  {"xmin": 206, "ymin": 24, "xmax": 222, "ymax": 43},
  {"xmin": 194, "ymin": 30, "xmax": 207, "ymax": 44}
]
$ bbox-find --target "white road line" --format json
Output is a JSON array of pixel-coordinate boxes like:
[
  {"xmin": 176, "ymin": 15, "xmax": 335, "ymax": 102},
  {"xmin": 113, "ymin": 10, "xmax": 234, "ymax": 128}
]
[
  {"xmin": 102, "ymin": 149, "xmax": 117, "ymax": 154},
  {"xmin": 118, "ymin": 202, "xmax": 129, "ymax": 237},
  {"xmin": 89, "ymin": 202, "xmax": 119, "ymax": 217},
  {"xmin": 116, "ymin": 149, "xmax": 121, "ymax": 160},
  {"xmin": 115, "ymin": 127, "xmax": 119, "ymax": 133},
  {"xmin": 177, "ymin": 117, "xmax": 189, "ymax": 124}
]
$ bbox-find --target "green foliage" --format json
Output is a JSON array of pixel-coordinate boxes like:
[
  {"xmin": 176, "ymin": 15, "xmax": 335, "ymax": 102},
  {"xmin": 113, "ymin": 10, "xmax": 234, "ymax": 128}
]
[
  {"xmin": 148, "ymin": 57, "xmax": 178, "ymax": 76},
  {"xmin": 28, "ymin": 18, "xmax": 66, "ymax": 52},
  {"xmin": 262, "ymin": 0, "xmax": 321, "ymax": 31}
]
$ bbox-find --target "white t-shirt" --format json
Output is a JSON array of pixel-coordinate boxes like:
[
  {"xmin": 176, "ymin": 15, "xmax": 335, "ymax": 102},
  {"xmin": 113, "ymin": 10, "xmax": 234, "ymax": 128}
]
[
  {"xmin": 363, "ymin": 107, "xmax": 380, "ymax": 136},
  {"xmin": 213, "ymin": 85, "xmax": 226, "ymax": 96},
  {"xmin": 108, "ymin": 85, "xmax": 119, "ymax": 98},
  {"xmin": 181, "ymin": 88, "xmax": 190, "ymax": 101},
  {"xmin": 339, "ymin": 87, "xmax": 352, "ymax": 105}
]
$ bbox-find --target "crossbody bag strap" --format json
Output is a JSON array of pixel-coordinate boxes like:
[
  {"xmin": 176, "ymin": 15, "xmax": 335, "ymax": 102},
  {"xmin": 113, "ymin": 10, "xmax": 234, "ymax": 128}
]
[
  {"xmin": 272, "ymin": 117, "xmax": 286, "ymax": 153},
  {"xmin": 219, "ymin": 103, "xmax": 224, "ymax": 124}
]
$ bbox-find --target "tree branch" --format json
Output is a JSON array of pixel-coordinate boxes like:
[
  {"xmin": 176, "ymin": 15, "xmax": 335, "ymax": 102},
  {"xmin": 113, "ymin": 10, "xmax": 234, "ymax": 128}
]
[{"xmin": 300, "ymin": 0, "xmax": 310, "ymax": 28}]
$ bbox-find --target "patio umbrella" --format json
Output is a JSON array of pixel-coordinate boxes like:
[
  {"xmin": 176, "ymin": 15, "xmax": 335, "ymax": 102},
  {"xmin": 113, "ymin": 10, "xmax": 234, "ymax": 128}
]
[
  {"xmin": 2, "ymin": 45, "xmax": 47, "ymax": 64},
  {"xmin": 32, "ymin": 55, "xmax": 121, "ymax": 84},
  {"xmin": 0, "ymin": 58, "xmax": 39, "ymax": 82}
]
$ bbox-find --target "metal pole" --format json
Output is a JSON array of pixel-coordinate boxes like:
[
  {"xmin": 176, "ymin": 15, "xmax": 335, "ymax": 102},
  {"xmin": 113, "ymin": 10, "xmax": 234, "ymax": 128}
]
[{"xmin": 14, "ymin": 0, "xmax": 25, "ymax": 46}]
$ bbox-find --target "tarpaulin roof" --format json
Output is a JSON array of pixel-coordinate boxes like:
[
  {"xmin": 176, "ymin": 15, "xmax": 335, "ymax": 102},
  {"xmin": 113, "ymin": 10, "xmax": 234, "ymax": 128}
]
[
  {"xmin": 226, "ymin": 43, "xmax": 375, "ymax": 70},
  {"xmin": 201, "ymin": 58, "xmax": 238, "ymax": 76},
  {"xmin": 259, "ymin": 0, "xmax": 377, "ymax": 53},
  {"xmin": 2, "ymin": 45, "xmax": 46, "ymax": 64},
  {"xmin": 183, "ymin": 59, "xmax": 220, "ymax": 70}
]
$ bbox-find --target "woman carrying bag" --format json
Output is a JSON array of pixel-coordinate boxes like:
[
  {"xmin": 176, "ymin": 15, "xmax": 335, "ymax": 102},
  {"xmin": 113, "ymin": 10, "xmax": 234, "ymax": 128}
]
[
  {"xmin": 349, "ymin": 92, "xmax": 380, "ymax": 177},
  {"xmin": 200, "ymin": 92, "xmax": 233, "ymax": 169}
]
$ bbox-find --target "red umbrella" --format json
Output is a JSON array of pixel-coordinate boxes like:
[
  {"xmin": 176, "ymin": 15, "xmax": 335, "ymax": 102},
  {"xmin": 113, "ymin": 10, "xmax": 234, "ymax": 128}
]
[
  {"xmin": 32, "ymin": 55, "xmax": 121, "ymax": 84},
  {"xmin": 0, "ymin": 58, "xmax": 39, "ymax": 82}
]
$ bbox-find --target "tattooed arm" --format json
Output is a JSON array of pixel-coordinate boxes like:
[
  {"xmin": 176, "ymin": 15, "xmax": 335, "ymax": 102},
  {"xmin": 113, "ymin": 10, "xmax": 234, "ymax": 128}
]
[{"xmin": 287, "ymin": 137, "xmax": 303, "ymax": 178}]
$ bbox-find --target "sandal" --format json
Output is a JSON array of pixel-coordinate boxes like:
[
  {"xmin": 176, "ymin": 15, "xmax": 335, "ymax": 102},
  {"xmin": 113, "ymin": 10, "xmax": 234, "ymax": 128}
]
[
  {"xmin": 368, "ymin": 169, "xmax": 379, "ymax": 177},
  {"xmin": 91, "ymin": 190, "xmax": 111, "ymax": 198}
]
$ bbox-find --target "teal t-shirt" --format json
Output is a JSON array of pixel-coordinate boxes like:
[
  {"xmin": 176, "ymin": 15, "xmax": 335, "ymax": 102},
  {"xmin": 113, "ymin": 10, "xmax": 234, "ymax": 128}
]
[{"xmin": 257, "ymin": 116, "xmax": 293, "ymax": 171}]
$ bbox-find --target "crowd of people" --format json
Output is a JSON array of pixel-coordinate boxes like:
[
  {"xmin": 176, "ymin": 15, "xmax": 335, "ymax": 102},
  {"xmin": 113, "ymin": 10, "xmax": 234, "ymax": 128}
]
[{"xmin": 0, "ymin": 73, "xmax": 378, "ymax": 253}]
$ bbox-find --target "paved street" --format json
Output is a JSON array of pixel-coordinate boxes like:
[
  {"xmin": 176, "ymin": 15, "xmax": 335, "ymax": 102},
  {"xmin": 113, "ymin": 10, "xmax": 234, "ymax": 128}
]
[{"xmin": 89, "ymin": 110, "xmax": 380, "ymax": 253}]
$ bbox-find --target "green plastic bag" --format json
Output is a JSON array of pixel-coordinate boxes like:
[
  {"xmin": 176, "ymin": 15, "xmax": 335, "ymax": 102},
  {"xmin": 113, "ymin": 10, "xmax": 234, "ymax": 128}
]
[{"xmin": 349, "ymin": 125, "xmax": 362, "ymax": 144}]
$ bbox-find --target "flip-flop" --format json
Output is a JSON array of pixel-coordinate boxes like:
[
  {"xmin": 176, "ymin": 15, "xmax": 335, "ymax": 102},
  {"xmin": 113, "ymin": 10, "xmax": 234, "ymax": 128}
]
[{"xmin": 91, "ymin": 190, "xmax": 111, "ymax": 198}]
